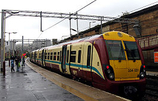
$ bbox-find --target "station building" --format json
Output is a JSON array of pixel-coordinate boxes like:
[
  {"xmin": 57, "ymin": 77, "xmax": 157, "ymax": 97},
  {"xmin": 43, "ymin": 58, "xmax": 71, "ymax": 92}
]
[{"xmin": 62, "ymin": 4, "xmax": 158, "ymax": 67}]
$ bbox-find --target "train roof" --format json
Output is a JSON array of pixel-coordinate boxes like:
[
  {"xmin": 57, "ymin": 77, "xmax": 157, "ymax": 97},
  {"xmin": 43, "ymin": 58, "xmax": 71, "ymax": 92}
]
[
  {"xmin": 32, "ymin": 49, "xmax": 39, "ymax": 52},
  {"xmin": 44, "ymin": 34, "xmax": 102, "ymax": 50},
  {"xmin": 35, "ymin": 31, "xmax": 135, "ymax": 51}
]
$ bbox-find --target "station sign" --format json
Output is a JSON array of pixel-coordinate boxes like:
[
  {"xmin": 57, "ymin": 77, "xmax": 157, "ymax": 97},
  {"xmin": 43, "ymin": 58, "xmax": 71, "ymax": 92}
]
[{"xmin": 154, "ymin": 52, "xmax": 158, "ymax": 63}]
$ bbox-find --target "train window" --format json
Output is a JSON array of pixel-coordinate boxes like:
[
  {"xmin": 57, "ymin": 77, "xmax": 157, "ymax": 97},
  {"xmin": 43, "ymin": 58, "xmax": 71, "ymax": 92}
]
[
  {"xmin": 78, "ymin": 50, "xmax": 81, "ymax": 63},
  {"xmin": 54, "ymin": 52, "xmax": 56, "ymax": 60},
  {"xmin": 57, "ymin": 52, "xmax": 59, "ymax": 61},
  {"xmin": 67, "ymin": 50, "xmax": 69, "ymax": 63},
  {"xmin": 60, "ymin": 51, "xmax": 62, "ymax": 61},
  {"xmin": 48, "ymin": 53, "xmax": 50, "ymax": 60},
  {"xmin": 87, "ymin": 46, "xmax": 91, "ymax": 66},
  {"xmin": 50, "ymin": 52, "xmax": 53, "ymax": 60},
  {"xmin": 105, "ymin": 40, "xmax": 126, "ymax": 60},
  {"xmin": 45, "ymin": 53, "xmax": 47, "ymax": 59},
  {"xmin": 35, "ymin": 52, "xmax": 37, "ymax": 59},
  {"xmin": 124, "ymin": 41, "xmax": 140, "ymax": 60},
  {"xmin": 70, "ymin": 51, "xmax": 76, "ymax": 62}
]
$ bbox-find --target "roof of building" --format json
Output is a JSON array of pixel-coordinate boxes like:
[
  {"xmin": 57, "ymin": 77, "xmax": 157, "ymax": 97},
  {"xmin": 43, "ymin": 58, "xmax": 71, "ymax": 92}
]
[
  {"xmin": 124, "ymin": 4, "xmax": 158, "ymax": 18},
  {"xmin": 61, "ymin": 4, "xmax": 158, "ymax": 42}
]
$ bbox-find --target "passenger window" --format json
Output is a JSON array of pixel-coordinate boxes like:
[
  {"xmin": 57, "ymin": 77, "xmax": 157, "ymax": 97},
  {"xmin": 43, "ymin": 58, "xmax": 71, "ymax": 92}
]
[
  {"xmin": 45, "ymin": 53, "xmax": 47, "ymax": 59},
  {"xmin": 57, "ymin": 52, "xmax": 59, "ymax": 61},
  {"xmin": 67, "ymin": 50, "xmax": 69, "ymax": 63},
  {"xmin": 48, "ymin": 53, "xmax": 50, "ymax": 60},
  {"xmin": 54, "ymin": 52, "xmax": 56, "ymax": 60},
  {"xmin": 70, "ymin": 51, "xmax": 76, "ymax": 62},
  {"xmin": 35, "ymin": 52, "xmax": 37, "ymax": 59},
  {"xmin": 50, "ymin": 52, "xmax": 53, "ymax": 60},
  {"xmin": 60, "ymin": 51, "xmax": 61, "ymax": 61},
  {"xmin": 78, "ymin": 50, "xmax": 81, "ymax": 63}
]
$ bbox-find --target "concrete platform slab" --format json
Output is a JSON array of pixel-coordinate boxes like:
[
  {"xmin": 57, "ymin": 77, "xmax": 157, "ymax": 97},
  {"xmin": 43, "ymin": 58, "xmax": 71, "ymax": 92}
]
[{"xmin": 0, "ymin": 61, "xmax": 83, "ymax": 101}]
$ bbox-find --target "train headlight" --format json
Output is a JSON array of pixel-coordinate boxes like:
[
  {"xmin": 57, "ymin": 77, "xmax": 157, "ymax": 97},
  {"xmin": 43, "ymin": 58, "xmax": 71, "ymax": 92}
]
[
  {"xmin": 109, "ymin": 73, "xmax": 114, "ymax": 80},
  {"xmin": 140, "ymin": 72, "xmax": 145, "ymax": 78},
  {"xmin": 140, "ymin": 65, "xmax": 146, "ymax": 79},
  {"xmin": 105, "ymin": 65, "xmax": 115, "ymax": 80}
]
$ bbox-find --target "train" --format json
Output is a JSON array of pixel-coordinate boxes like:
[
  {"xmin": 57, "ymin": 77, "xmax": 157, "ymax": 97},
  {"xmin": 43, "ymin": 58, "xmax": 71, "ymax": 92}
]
[{"xmin": 30, "ymin": 31, "xmax": 146, "ymax": 99}]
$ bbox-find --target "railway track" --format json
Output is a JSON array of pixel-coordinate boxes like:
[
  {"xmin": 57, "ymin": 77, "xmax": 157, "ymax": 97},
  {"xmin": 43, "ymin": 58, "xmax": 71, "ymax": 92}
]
[{"xmin": 142, "ymin": 75, "xmax": 158, "ymax": 101}]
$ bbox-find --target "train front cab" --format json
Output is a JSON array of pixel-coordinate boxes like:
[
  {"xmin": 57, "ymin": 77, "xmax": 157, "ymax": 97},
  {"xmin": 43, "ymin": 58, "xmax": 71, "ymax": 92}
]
[{"xmin": 103, "ymin": 31, "xmax": 146, "ymax": 97}]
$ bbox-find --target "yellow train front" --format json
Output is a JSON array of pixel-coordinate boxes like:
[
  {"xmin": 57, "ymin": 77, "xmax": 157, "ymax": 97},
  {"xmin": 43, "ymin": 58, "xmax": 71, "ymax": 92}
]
[
  {"xmin": 102, "ymin": 31, "xmax": 146, "ymax": 98},
  {"xmin": 30, "ymin": 31, "xmax": 146, "ymax": 99}
]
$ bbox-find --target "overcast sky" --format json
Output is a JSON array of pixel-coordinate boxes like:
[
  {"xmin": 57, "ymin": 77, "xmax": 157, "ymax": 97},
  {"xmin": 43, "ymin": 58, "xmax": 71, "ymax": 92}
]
[{"xmin": 0, "ymin": 0, "xmax": 158, "ymax": 41}]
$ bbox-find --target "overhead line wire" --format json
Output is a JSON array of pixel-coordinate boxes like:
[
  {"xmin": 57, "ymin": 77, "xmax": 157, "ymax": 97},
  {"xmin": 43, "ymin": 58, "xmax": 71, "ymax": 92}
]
[{"xmin": 37, "ymin": 0, "xmax": 97, "ymax": 38}]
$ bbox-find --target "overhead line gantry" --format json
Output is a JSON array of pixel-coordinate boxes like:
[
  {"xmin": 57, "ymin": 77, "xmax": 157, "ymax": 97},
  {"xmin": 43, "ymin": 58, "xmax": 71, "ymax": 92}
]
[
  {"xmin": 1, "ymin": 9, "xmax": 139, "ymax": 75},
  {"xmin": 5, "ymin": 9, "xmax": 138, "ymax": 23}
]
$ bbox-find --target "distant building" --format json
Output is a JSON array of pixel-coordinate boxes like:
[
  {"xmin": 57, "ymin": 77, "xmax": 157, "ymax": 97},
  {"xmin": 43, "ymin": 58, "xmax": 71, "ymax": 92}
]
[
  {"xmin": 52, "ymin": 39, "xmax": 57, "ymax": 45},
  {"xmin": 32, "ymin": 39, "xmax": 51, "ymax": 50}
]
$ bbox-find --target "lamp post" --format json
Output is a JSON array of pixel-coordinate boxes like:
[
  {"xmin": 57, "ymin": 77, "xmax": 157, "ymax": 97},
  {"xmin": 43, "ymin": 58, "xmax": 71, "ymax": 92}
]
[
  {"xmin": 1, "ymin": 10, "xmax": 6, "ymax": 75},
  {"xmin": 1, "ymin": 10, "xmax": 19, "ymax": 76},
  {"xmin": 5, "ymin": 32, "xmax": 17, "ymax": 67}
]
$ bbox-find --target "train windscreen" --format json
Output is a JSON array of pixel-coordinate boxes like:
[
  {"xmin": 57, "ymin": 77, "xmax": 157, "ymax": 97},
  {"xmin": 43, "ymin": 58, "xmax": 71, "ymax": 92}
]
[
  {"xmin": 124, "ymin": 41, "xmax": 140, "ymax": 60},
  {"xmin": 105, "ymin": 40, "xmax": 126, "ymax": 60}
]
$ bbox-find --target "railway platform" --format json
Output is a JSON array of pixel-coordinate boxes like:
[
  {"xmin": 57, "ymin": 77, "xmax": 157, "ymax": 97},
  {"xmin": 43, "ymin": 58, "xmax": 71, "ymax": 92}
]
[
  {"xmin": 0, "ymin": 59, "xmax": 130, "ymax": 101},
  {"xmin": 0, "ymin": 61, "xmax": 83, "ymax": 101}
]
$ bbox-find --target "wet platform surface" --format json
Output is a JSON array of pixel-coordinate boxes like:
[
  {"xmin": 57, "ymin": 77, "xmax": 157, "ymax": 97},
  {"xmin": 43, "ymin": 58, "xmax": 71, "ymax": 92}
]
[
  {"xmin": 0, "ymin": 61, "xmax": 83, "ymax": 101},
  {"xmin": 0, "ymin": 59, "xmax": 130, "ymax": 101}
]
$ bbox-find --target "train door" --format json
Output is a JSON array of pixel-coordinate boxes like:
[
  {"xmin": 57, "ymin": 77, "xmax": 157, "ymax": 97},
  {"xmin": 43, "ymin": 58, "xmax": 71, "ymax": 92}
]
[
  {"xmin": 65, "ymin": 45, "xmax": 71, "ymax": 75},
  {"xmin": 61, "ymin": 45, "xmax": 71, "ymax": 74},
  {"xmin": 34, "ymin": 52, "xmax": 37, "ymax": 62},
  {"xmin": 42, "ymin": 49, "xmax": 46, "ymax": 67},
  {"xmin": 61, "ymin": 45, "xmax": 67, "ymax": 72},
  {"xmin": 78, "ymin": 44, "xmax": 83, "ymax": 78},
  {"xmin": 83, "ymin": 43, "xmax": 93, "ymax": 81}
]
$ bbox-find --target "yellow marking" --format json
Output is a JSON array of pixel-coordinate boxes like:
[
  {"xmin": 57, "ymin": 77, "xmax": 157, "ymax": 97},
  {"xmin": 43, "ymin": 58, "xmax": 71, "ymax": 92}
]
[{"xmin": 115, "ymin": 78, "xmax": 139, "ymax": 81}]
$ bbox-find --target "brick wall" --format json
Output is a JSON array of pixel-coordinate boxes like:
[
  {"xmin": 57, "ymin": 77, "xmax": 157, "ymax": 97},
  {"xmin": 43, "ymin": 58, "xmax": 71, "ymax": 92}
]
[{"xmin": 62, "ymin": 5, "xmax": 158, "ymax": 67}]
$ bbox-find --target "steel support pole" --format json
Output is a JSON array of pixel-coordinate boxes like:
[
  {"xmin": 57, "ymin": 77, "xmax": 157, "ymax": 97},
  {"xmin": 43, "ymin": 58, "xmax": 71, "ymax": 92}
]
[
  {"xmin": 69, "ymin": 16, "xmax": 72, "ymax": 39},
  {"xmin": 1, "ymin": 10, "xmax": 6, "ymax": 76},
  {"xmin": 21, "ymin": 36, "xmax": 24, "ymax": 72},
  {"xmin": 1, "ymin": 10, "xmax": 4, "ymax": 72},
  {"xmin": 101, "ymin": 17, "xmax": 103, "ymax": 34},
  {"xmin": 40, "ymin": 11, "xmax": 43, "ymax": 32},
  {"xmin": 9, "ymin": 33, "xmax": 10, "ymax": 67},
  {"xmin": 89, "ymin": 22, "xmax": 91, "ymax": 29},
  {"xmin": 13, "ymin": 40, "xmax": 15, "ymax": 56},
  {"xmin": 76, "ymin": 13, "xmax": 79, "ymax": 37}
]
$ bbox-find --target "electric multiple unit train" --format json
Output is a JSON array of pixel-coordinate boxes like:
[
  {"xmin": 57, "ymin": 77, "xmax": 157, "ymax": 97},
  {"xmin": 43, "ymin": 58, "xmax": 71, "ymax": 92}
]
[{"xmin": 30, "ymin": 31, "xmax": 146, "ymax": 98}]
